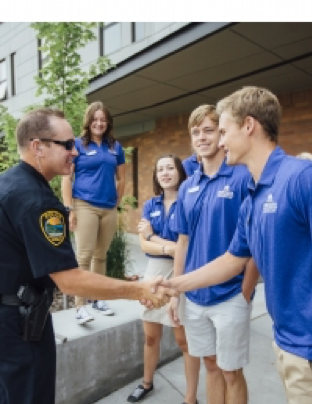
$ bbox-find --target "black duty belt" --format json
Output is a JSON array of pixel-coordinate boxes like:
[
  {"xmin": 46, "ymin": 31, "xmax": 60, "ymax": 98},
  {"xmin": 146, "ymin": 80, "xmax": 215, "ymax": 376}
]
[{"xmin": 0, "ymin": 294, "xmax": 22, "ymax": 306}]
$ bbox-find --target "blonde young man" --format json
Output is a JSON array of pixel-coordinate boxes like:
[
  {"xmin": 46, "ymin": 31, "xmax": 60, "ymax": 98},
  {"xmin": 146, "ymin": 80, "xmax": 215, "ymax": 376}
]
[
  {"xmin": 162, "ymin": 87, "xmax": 312, "ymax": 404},
  {"xmin": 168, "ymin": 105, "xmax": 259, "ymax": 404}
]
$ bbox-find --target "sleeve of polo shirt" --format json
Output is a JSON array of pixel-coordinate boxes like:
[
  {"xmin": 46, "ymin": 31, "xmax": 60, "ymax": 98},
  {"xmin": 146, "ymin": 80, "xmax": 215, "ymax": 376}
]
[
  {"xmin": 142, "ymin": 199, "xmax": 152, "ymax": 220},
  {"xmin": 228, "ymin": 202, "xmax": 251, "ymax": 258},
  {"xmin": 171, "ymin": 185, "xmax": 188, "ymax": 235},
  {"xmin": 291, "ymin": 166, "xmax": 312, "ymax": 238},
  {"xmin": 116, "ymin": 142, "xmax": 126, "ymax": 165},
  {"xmin": 17, "ymin": 206, "xmax": 78, "ymax": 279}
]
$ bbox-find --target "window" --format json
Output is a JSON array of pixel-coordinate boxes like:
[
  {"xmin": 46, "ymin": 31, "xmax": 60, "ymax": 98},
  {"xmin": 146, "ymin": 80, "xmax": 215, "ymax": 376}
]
[
  {"xmin": 10, "ymin": 53, "xmax": 16, "ymax": 96},
  {"xmin": 132, "ymin": 23, "xmax": 145, "ymax": 42},
  {"xmin": 102, "ymin": 23, "xmax": 121, "ymax": 55},
  {"xmin": 0, "ymin": 59, "xmax": 7, "ymax": 101},
  {"xmin": 38, "ymin": 38, "xmax": 49, "ymax": 75}
]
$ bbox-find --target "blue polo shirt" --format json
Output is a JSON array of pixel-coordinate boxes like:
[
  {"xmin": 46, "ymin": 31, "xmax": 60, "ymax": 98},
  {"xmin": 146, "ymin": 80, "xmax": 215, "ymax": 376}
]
[
  {"xmin": 73, "ymin": 138, "xmax": 125, "ymax": 208},
  {"xmin": 173, "ymin": 161, "xmax": 250, "ymax": 306},
  {"xmin": 182, "ymin": 154, "xmax": 200, "ymax": 176},
  {"xmin": 142, "ymin": 195, "xmax": 178, "ymax": 260},
  {"xmin": 229, "ymin": 146, "xmax": 312, "ymax": 360}
]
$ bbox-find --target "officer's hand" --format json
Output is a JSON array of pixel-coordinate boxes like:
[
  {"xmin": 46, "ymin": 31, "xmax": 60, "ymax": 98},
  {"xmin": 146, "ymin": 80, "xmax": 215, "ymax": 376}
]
[
  {"xmin": 69, "ymin": 211, "xmax": 77, "ymax": 232},
  {"xmin": 167, "ymin": 296, "xmax": 180, "ymax": 327}
]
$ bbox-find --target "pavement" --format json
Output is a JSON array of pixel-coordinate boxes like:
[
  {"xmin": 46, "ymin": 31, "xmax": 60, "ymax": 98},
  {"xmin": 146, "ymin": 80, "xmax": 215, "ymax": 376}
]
[{"xmin": 90, "ymin": 236, "xmax": 287, "ymax": 404}]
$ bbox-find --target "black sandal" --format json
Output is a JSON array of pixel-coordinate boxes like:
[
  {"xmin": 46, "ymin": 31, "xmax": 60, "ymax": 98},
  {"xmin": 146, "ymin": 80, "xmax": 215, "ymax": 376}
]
[{"xmin": 127, "ymin": 381, "xmax": 154, "ymax": 403}]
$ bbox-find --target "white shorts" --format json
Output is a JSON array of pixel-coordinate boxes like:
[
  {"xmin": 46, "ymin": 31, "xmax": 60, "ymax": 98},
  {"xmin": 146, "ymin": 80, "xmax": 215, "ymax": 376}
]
[{"xmin": 184, "ymin": 292, "xmax": 252, "ymax": 371}]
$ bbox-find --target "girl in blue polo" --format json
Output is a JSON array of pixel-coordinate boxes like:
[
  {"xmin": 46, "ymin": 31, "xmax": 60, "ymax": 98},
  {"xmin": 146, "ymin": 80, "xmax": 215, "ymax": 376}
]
[
  {"xmin": 126, "ymin": 155, "xmax": 199, "ymax": 404},
  {"xmin": 62, "ymin": 101, "xmax": 125, "ymax": 324}
]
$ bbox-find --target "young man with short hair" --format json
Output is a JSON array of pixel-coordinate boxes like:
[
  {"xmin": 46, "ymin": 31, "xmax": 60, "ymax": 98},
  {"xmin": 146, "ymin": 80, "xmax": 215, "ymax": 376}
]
[
  {"xmin": 169, "ymin": 104, "xmax": 258, "ymax": 404},
  {"xmin": 164, "ymin": 87, "xmax": 312, "ymax": 404}
]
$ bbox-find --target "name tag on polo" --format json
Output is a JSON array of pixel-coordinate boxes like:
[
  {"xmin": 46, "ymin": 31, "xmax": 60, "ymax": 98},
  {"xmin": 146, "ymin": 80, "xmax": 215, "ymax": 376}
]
[
  {"xmin": 188, "ymin": 186, "xmax": 199, "ymax": 193},
  {"xmin": 86, "ymin": 150, "xmax": 97, "ymax": 156},
  {"xmin": 150, "ymin": 211, "xmax": 161, "ymax": 217}
]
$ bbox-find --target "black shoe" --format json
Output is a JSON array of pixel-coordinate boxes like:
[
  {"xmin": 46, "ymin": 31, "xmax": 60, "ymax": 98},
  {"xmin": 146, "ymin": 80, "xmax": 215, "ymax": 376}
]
[{"xmin": 127, "ymin": 384, "xmax": 154, "ymax": 403}]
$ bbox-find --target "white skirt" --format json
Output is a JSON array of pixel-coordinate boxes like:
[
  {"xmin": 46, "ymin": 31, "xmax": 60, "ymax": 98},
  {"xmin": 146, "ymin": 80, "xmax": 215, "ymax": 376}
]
[{"xmin": 141, "ymin": 257, "xmax": 185, "ymax": 326}]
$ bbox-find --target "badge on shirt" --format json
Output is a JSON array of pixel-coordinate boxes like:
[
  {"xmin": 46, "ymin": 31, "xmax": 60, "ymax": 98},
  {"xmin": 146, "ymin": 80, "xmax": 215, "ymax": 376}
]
[
  {"xmin": 108, "ymin": 149, "xmax": 117, "ymax": 155},
  {"xmin": 263, "ymin": 194, "xmax": 277, "ymax": 213},
  {"xmin": 188, "ymin": 186, "xmax": 200, "ymax": 193},
  {"xmin": 150, "ymin": 211, "xmax": 161, "ymax": 217},
  {"xmin": 40, "ymin": 210, "xmax": 66, "ymax": 246},
  {"xmin": 86, "ymin": 150, "xmax": 97, "ymax": 156},
  {"xmin": 217, "ymin": 185, "xmax": 234, "ymax": 199}
]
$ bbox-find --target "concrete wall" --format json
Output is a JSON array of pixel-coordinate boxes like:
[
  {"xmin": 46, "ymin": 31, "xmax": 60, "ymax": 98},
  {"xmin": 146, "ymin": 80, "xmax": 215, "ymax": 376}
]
[
  {"xmin": 120, "ymin": 87, "xmax": 312, "ymax": 233},
  {"xmin": 55, "ymin": 319, "xmax": 180, "ymax": 404},
  {"xmin": 0, "ymin": 22, "xmax": 189, "ymax": 117}
]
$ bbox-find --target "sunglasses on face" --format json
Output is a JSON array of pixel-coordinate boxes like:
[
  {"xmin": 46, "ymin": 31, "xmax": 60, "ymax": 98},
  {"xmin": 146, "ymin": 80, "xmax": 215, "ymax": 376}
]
[{"xmin": 30, "ymin": 138, "xmax": 76, "ymax": 151}]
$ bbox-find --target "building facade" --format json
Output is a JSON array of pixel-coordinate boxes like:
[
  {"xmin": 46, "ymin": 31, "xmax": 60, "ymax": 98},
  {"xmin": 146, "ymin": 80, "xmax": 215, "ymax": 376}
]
[{"xmin": 1, "ymin": 22, "xmax": 312, "ymax": 233}]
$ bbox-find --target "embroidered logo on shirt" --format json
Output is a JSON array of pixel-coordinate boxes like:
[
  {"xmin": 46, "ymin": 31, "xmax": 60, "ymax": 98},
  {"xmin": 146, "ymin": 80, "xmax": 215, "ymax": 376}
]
[
  {"xmin": 108, "ymin": 149, "xmax": 117, "ymax": 155},
  {"xmin": 170, "ymin": 213, "xmax": 174, "ymax": 220},
  {"xmin": 188, "ymin": 186, "xmax": 200, "ymax": 193},
  {"xmin": 150, "ymin": 211, "xmax": 161, "ymax": 217},
  {"xmin": 40, "ymin": 211, "xmax": 66, "ymax": 246},
  {"xmin": 217, "ymin": 185, "xmax": 234, "ymax": 199},
  {"xmin": 263, "ymin": 194, "xmax": 277, "ymax": 213}
]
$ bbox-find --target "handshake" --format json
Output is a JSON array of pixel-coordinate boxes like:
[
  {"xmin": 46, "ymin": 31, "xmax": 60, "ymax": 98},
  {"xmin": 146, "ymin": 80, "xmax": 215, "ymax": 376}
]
[{"xmin": 139, "ymin": 276, "xmax": 177, "ymax": 309}]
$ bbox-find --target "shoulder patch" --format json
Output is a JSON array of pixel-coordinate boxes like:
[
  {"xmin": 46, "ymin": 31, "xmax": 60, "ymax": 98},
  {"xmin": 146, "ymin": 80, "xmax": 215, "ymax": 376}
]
[{"xmin": 40, "ymin": 210, "xmax": 66, "ymax": 246}]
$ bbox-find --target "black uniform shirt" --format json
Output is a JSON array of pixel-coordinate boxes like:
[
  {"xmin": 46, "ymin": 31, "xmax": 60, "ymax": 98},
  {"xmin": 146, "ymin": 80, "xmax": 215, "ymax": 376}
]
[{"xmin": 0, "ymin": 161, "xmax": 78, "ymax": 294}]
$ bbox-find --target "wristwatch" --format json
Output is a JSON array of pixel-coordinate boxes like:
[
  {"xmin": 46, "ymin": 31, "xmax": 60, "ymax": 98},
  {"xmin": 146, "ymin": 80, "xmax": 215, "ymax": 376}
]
[
  {"xmin": 65, "ymin": 206, "xmax": 74, "ymax": 212},
  {"xmin": 146, "ymin": 233, "xmax": 154, "ymax": 241}
]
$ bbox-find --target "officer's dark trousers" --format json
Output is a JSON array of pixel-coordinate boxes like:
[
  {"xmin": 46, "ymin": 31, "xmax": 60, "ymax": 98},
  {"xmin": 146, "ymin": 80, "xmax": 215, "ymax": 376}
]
[{"xmin": 0, "ymin": 306, "xmax": 56, "ymax": 404}]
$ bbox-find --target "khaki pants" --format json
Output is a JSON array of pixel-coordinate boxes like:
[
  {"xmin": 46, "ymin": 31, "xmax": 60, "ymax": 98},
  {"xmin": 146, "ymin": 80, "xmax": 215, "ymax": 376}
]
[
  {"xmin": 273, "ymin": 341, "xmax": 312, "ymax": 404},
  {"xmin": 73, "ymin": 199, "xmax": 117, "ymax": 307}
]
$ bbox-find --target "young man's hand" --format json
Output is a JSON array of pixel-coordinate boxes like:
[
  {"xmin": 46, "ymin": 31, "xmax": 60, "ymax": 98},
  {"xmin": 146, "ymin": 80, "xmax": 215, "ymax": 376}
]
[{"xmin": 167, "ymin": 296, "xmax": 181, "ymax": 327}]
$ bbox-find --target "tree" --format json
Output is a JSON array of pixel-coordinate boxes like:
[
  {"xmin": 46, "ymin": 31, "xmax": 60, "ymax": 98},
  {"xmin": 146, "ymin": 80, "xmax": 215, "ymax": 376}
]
[
  {"xmin": 0, "ymin": 105, "xmax": 19, "ymax": 172},
  {"xmin": 31, "ymin": 22, "xmax": 113, "ymax": 135}
]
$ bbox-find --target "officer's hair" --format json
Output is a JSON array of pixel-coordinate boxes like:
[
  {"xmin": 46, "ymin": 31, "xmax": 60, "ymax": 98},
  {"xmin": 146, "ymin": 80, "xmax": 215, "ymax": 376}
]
[
  {"xmin": 216, "ymin": 86, "xmax": 281, "ymax": 143},
  {"xmin": 188, "ymin": 105, "xmax": 219, "ymax": 133},
  {"xmin": 153, "ymin": 154, "xmax": 187, "ymax": 196},
  {"xmin": 16, "ymin": 108, "xmax": 65, "ymax": 149},
  {"xmin": 81, "ymin": 101, "xmax": 115, "ymax": 148},
  {"xmin": 296, "ymin": 152, "xmax": 312, "ymax": 161}
]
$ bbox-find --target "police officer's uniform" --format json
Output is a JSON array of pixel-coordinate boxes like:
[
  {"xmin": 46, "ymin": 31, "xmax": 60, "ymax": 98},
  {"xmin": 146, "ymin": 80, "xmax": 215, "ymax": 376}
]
[{"xmin": 0, "ymin": 161, "xmax": 78, "ymax": 404}]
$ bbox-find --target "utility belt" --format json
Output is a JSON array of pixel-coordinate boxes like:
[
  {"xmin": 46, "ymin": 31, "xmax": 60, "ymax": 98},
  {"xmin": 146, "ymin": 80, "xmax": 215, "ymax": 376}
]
[{"xmin": 0, "ymin": 285, "xmax": 54, "ymax": 342}]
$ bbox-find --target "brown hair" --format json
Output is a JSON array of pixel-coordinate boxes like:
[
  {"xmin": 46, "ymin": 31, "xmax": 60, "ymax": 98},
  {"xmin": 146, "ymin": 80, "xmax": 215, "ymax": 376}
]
[
  {"xmin": 153, "ymin": 155, "xmax": 187, "ymax": 196},
  {"xmin": 16, "ymin": 108, "xmax": 65, "ymax": 149},
  {"xmin": 216, "ymin": 86, "xmax": 281, "ymax": 142},
  {"xmin": 81, "ymin": 101, "xmax": 115, "ymax": 148},
  {"xmin": 188, "ymin": 104, "xmax": 219, "ymax": 133}
]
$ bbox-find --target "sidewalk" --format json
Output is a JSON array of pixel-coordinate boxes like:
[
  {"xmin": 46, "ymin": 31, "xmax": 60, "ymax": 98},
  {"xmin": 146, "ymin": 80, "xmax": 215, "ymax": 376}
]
[{"xmin": 93, "ymin": 282, "xmax": 286, "ymax": 404}]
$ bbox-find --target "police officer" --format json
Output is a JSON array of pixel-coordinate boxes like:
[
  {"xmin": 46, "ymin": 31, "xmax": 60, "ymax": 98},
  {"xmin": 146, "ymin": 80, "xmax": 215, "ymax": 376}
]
[{"xmin": 0, "ymin": 108, "xmax": 175, "ymax": 404}]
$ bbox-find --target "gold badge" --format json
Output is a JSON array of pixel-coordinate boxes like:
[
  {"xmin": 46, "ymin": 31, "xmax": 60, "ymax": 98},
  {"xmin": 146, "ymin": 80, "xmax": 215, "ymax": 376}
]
[{"xmin": 40, "ymin": 210, "xmax": 66, "ymax": 246}]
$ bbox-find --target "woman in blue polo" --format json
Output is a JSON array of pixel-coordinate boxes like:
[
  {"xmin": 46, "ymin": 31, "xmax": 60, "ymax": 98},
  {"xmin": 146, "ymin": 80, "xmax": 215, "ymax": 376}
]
[
  {"xmin": 62, "ymin": 101, "xmax": 125, "ymax": 324},
  {"xmin": 126, "ymin": 155, "xmax": 200, "ymax": 404}
]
